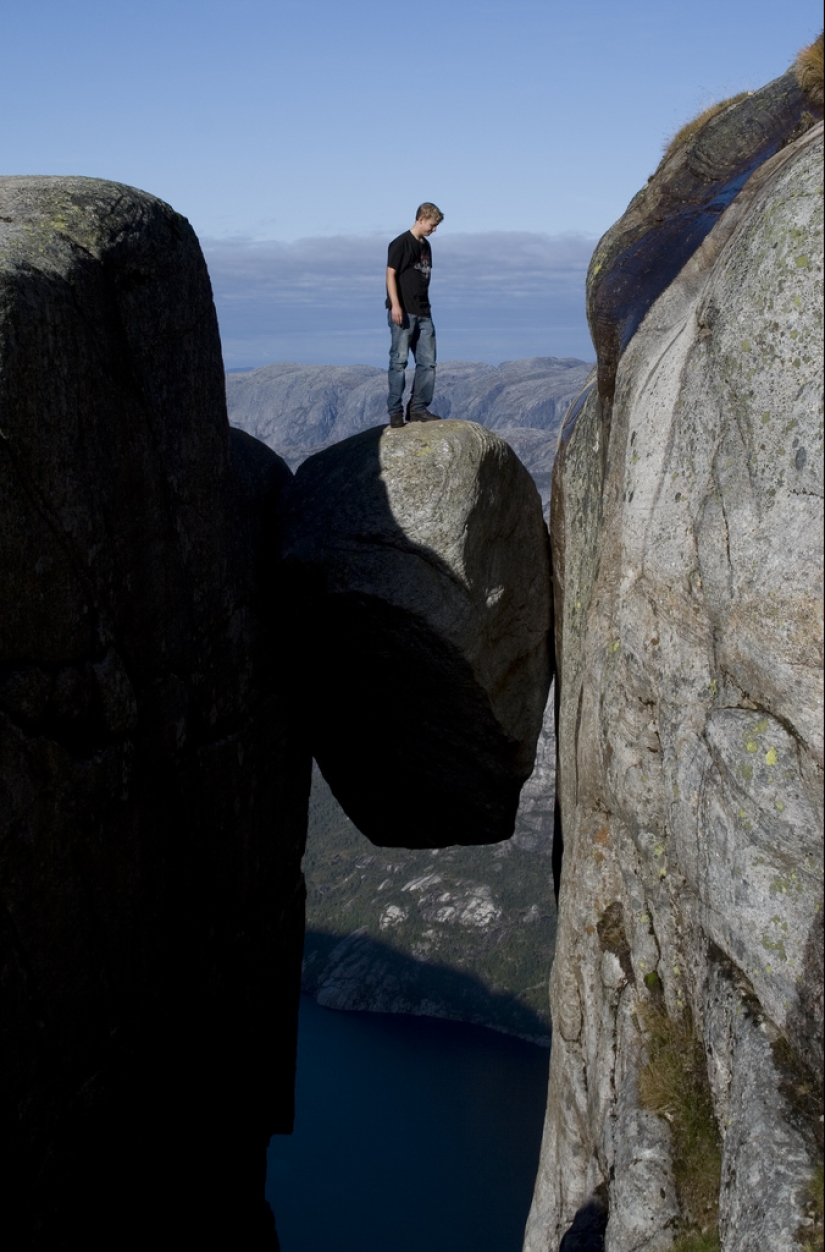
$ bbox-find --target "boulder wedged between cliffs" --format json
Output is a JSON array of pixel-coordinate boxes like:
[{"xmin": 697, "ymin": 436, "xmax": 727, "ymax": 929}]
[{"xmin": 282, "ymin": 420, "xmax": 554, "ymax": 849}]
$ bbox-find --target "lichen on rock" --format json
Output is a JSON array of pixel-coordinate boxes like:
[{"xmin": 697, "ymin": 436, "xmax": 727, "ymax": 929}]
[{"xmin": 527, "ymin": 99, "xmax": 823, "ymax": 1252}]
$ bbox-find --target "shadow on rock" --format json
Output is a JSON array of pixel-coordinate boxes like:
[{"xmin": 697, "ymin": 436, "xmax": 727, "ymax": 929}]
[
  {"xmin": 558, "ymin": 1193, "xmax": 608, "ymax": 1252},
  {"xmin": 282, "ymin": 422, "xmax": 553, "ymax": 849},
  {"xmin": 0, "ymin": 176, "xmax": 308, "ymax": 1250}
]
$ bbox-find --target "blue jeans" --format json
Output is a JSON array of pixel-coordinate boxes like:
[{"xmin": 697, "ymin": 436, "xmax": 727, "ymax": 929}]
[{"xmin": 387, "ymin": 312, "xmax": 437, "ymax": 416}]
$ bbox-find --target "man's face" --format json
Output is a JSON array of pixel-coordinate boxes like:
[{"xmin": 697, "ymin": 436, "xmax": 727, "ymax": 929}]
[{"xmin": 416, "ymin": 217, "xmax": 440, "ymax": 236}]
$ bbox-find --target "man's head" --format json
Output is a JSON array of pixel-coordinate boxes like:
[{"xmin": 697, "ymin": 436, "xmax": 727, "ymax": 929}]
[{"xmin": 414, "ymin": 203, "xmax": 444, "ymax": 237}]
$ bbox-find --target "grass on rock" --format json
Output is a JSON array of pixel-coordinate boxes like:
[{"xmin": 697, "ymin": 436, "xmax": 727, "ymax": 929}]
[
  {"xmin": 671, "ymin": 1235, "xmax": 720, "ymax": 1252},
  {"xmin": 800, "ymin": 1160, "xmax": 824, "ymax": 1252},
  {"xmin": 794, "ymin": 32, "xmax": 824, "ymax": 107},
  {"xmin": 638, "ymin": 999, "xmax": 721, "ymax": 1244},
  {"xmin": 662, "ymin": 93, "xmax": 751, "ymax": 160}
]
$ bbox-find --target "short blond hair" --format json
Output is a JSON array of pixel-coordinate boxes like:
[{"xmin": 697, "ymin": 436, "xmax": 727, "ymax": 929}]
[{"xmin": 416, "ymin": 202, "xmax": 444, "ymax": 224}]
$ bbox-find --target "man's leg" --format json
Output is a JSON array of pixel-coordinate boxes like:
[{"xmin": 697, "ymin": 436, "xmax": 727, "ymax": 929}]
[
  {"xmin": 387, "ymin": 312, "xmax": 412, "ymax": 425},
  {"xmin": 409, "ymin": 317, "xmax": 438, "ymax": 418}
]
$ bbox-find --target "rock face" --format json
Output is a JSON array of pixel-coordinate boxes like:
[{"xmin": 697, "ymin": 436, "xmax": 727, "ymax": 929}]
[
  {"xmin": 0, "ymin": 178, "xmax": 310, "ymax": 1248},
  {"xmin": 526, "ymin": 101, "xmax": 823, "ymax": 1252},
  {"xmin": 282, "ymin": 420, "xmax": 553, "ymax": 848}
]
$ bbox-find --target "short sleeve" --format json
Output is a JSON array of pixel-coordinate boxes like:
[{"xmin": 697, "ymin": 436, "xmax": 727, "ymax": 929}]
[{"xmin": 387, "ymin": 234, "xmax": 408, "ymax": 272}]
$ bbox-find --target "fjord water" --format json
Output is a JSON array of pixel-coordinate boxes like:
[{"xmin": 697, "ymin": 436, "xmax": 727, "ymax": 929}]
[{"xmin": 267, "ymin": 995, "xmax": 550, "ymax": 1251}]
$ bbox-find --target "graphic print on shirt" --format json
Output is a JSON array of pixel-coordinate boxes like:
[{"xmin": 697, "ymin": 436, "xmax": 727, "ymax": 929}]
[{"xmin": 414, "ymin": 250, "xmax": 431, "ymax": 284}]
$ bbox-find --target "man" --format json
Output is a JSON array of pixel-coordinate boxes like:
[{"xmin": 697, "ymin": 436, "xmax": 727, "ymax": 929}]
[{"xmin": 385, "ymin": 203, "xmax": 444, "ymax": 428}]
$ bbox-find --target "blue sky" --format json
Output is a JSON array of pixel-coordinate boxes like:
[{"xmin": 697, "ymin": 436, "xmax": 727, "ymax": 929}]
[{"xmin": 3, "ymin": 1, "xmax": 821, "ymax": 366}]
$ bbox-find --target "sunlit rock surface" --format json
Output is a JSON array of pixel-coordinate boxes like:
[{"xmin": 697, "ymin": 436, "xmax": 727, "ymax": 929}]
[
  {"xmin": 282, "ymin": 420, "xmax": 553, "ymax": 848},
  {"xmin": 0, "ymin": 177, "xmax": 308, "ymax": 1249},
  {"xmin": 526, "ymin": 113, "xmax": 823, "ymax": 1252}
]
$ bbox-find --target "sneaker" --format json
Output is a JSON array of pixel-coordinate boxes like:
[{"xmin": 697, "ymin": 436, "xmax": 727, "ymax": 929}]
[
  {"xmin": 388, "ymin": 413, "xmax": 405, "ymax": 428},
  {"xmin": 404, "ymin": 400, "xmax": 440, "ymax": 422}
]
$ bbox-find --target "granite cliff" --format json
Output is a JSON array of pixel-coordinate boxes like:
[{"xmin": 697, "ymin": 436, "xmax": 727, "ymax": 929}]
[
  {"xmin": 526, "ymin": 55, "xmax": 823, "ymax": 1252},
  {"xmin": 0, "ymin": 176, "xmax": 309, "ymax": 1248}
]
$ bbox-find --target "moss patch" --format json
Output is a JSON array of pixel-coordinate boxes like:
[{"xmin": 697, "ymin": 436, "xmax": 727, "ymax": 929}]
[
  {"xmin": 798, "ymin": 1161, "xmax": 824, "ymax": 1252},
  {"xmin": 638, "ymin": 1004, "xmax": 722, "ymax": 1239},
  {"xmin": 671, "ymin": 1235, "xmax": 720, "ymax": 1252}
]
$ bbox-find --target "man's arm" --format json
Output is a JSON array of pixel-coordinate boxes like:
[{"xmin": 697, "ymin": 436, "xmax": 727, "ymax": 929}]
[{"xmin": 386, "ymin": 267, "xmax": 404, "ymax": 326}]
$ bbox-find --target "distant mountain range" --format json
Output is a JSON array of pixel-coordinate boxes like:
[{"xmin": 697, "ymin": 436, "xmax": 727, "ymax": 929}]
[{"xmin": 225, "ymin": 356, "xmax": 594, "ymax": 510}]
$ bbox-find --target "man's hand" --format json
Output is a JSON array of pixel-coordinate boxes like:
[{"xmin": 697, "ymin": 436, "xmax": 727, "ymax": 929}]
[{"xmin": 386, "ymin": 267, "xmax": 404, "ymax": 326}]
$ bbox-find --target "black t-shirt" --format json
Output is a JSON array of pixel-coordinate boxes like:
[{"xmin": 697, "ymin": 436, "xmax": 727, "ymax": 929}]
[{"xmin": 386, "ymin": 231, "xmax": 432, "ymax": 316}]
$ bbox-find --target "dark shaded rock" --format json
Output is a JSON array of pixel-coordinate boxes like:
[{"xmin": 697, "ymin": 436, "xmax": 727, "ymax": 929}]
[
  {"xmin": 558, "ymin": 1190, "xmax": 608, "ymax": 1252},
  {"xmin": 0, "ymin": 177, "xmax": 310, "ymax": 1248},
  {"xmin": 282, "ymin": 421, "xmax": 553, "ymax": 848},
  {"xmin": 587, "ymin": 69, "xmax": 822, "ymax": 410}
]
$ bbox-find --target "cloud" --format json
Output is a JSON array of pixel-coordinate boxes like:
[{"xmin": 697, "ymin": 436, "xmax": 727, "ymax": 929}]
[{"xmin": 203, "ymin": 231, "xmax": 597, "ymax": 369}]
